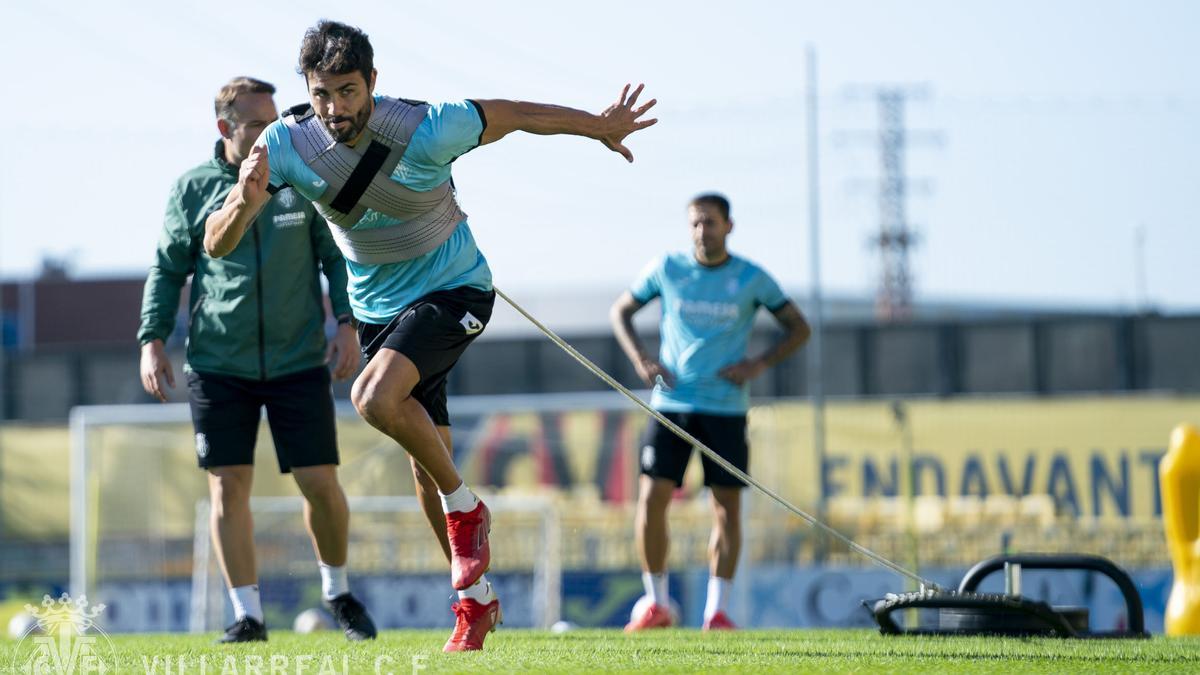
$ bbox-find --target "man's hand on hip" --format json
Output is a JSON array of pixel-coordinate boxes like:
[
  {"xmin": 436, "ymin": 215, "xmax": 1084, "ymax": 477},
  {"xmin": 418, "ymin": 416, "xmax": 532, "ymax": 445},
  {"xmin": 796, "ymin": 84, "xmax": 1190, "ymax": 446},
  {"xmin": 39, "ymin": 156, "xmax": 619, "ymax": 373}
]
[
  {"xmin": 636, "ymin": 357, "xmax": 675, "ymax": 390},
  {"xmin": 718, "ymin": 359, "xmax": 766, "ymax": 386}
]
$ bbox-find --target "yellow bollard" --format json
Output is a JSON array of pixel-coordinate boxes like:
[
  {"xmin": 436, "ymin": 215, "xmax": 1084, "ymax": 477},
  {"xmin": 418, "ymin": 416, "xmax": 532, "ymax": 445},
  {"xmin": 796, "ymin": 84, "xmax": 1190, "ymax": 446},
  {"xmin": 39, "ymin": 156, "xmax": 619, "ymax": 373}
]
[{"xmin": 1163, "ymin": 424, "xmax": 1200, "ymax": 635}]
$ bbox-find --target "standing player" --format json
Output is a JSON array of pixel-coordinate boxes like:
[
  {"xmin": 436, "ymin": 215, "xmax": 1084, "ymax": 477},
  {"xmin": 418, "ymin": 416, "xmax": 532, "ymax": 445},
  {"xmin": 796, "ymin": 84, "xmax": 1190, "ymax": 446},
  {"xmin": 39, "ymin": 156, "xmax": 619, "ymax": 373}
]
[
  {"xmin": 611, "ymin": 193, "xmax": 810, "ymax": 631},
  {"xmin": 139, "ymin": 77, "xmax": 375, "ymax": 643},
  {"xmin": 203, "ymin": 21, "xmax": 657, "ymax": 651}
]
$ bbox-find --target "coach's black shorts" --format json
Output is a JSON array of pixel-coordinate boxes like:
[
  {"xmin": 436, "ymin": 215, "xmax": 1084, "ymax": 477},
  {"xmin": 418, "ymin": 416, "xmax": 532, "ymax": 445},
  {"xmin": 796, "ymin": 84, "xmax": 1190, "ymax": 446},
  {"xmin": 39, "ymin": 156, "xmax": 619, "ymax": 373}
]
[
  {"xmin": 640, "ymin": 411, "xmax": 749, "ymax": 488},
  {"xmin": 357, "ymin": 286, "xmax": 495, "ymax": 426},
  {"xmin": 186, "ymin": 366, "xmax": 339, "ymax": 473}
]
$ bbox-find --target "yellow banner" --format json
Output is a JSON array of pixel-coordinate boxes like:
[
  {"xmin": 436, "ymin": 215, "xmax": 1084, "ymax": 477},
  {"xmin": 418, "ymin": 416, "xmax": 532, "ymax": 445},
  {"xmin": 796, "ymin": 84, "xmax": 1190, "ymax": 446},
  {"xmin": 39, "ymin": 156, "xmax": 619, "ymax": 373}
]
[
  {"xmin": 0, "ymin": 395, "xmax": 1193, "ymax": 539},
  {"xmin": 450, "ymin": 395, "xmax": 1197, "ymax": 520},
  {"xmin": 750, "ymin": 396, "xmax": 1197, "ymax": 519}
]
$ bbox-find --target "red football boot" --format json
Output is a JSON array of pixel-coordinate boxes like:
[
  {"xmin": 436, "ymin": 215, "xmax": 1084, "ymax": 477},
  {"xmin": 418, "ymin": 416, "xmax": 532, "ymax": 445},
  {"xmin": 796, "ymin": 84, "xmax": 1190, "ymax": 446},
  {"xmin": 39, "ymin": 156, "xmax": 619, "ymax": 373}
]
[
  {"xmin": 702, "ymin": 610, "xmax": 737, "ymax": 631},
  {"xmin": 447, "ymin": 501, "xmax": 491, "ymax": 590},
  {"xmin": 624, "ymin": 602, "xmax": 673, "ymax": 632},
  {"xmin": 443, "ymin": 598, "xmax": 502, "ymax": 652}
]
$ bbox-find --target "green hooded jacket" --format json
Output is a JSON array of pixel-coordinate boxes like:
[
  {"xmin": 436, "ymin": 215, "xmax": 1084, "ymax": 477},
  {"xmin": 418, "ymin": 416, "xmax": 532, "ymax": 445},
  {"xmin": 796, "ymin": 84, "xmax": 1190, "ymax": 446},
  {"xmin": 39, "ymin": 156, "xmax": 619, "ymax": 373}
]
[{"xmin": 138, "ymin": 141, "xmax": 350, "ymax": 381}]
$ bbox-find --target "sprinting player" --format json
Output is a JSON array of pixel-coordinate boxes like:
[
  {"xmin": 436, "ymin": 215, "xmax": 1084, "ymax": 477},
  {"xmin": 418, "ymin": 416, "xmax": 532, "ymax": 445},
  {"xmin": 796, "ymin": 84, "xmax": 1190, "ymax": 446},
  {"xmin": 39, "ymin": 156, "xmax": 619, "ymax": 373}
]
[
  {"xmin": 203, "ymin": 20, "xmax": 657, "ymax": 651},
  {"xmin": 611, "ymin": 193, "xmax": 810, "ymax": 631},
  {"xmin": 139, "ymin": 76, "xmax": 375, "ymax": 643}
]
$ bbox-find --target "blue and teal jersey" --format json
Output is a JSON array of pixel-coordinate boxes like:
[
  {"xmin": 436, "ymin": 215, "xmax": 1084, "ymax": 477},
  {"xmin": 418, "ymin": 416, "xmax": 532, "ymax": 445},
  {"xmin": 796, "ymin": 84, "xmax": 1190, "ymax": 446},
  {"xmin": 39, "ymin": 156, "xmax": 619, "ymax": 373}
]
[
  {"xmin": 258, "ymin": 98, "xmax": 492, "ymax": 323},
  {"xmin": 630, "ymin": 252, "xmax": 789, "ymax": 414}
]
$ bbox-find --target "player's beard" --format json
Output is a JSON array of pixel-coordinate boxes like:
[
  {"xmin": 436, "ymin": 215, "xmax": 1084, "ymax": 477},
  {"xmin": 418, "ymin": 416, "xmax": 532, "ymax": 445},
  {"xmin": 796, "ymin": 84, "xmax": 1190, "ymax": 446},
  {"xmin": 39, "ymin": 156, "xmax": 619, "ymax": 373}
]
[{"xmin": 325, "ymin": 104, "xmax": 371, "ymax": 143}]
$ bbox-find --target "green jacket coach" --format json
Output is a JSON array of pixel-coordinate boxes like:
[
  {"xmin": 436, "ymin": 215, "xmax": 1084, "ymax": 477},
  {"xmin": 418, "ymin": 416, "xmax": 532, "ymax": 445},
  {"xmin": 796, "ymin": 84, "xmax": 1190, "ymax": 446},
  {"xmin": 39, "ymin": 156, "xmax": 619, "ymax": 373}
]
[{"xmin": 138, "ymin": 140, "xmax": 351, "ymax": 380}]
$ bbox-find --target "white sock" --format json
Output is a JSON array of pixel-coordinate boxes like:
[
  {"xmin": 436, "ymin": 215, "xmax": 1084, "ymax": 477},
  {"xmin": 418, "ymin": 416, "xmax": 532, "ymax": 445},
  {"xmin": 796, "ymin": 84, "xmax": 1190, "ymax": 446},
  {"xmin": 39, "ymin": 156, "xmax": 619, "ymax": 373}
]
[
  {"xmin": 457, "ymin": 574, "xmax": 496, "ymax": 603},
  {"xmin": 704, "ymin": 576, "xmax": 732, "ymax": 620},
  {"xmin": 643, "ymin": 571, "xmax": 669, "ymax": 606},
  {"xmin": 319, "ymin": 562, "xmax": 349, "ymax": 601},
  {"xmin": 230, "ymin": 584, "xmax": 263, "ymax": 623},
  {"xmin": 440, "ymin": 482, "xmax": 480, "ymax": 514}
]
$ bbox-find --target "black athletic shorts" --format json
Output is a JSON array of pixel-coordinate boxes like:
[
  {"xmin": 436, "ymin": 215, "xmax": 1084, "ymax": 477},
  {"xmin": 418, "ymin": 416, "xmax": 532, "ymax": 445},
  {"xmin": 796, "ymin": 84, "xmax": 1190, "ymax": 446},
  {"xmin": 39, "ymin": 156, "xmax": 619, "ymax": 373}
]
[
  {"xmin": 357, "ymin": 286, "xmax": 495, "ymax": 426},
  {"xmin": 187, "ymin": 366, "xmax": 339, "ymax": 473},
  {"xmin": 639, "ymin": 411, "xmax": 749, "ymax": 488}
]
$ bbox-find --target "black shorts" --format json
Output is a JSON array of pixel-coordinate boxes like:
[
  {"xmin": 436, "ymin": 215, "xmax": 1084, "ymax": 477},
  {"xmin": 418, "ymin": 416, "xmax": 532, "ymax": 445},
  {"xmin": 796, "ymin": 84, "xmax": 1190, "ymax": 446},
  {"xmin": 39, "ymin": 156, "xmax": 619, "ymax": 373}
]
[
  {"xmin": 639, "ymin": 411, "xmax": 749, "ymax": 488},
  {"xmin": 187, "ymin": 366, "xmax": 339, "ymax": 473},
  {"xmin": 357, "ymin": 286, "xmax": 495, "ymax": 426}
]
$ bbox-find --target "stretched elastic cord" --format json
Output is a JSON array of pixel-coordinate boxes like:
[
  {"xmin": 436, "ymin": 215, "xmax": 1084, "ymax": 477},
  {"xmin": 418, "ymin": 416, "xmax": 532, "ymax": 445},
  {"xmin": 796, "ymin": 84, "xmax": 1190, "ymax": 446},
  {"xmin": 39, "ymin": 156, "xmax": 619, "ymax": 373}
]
[{"xmin": 493, "ymin": 286, "xmax": 939, "ymax": 591}]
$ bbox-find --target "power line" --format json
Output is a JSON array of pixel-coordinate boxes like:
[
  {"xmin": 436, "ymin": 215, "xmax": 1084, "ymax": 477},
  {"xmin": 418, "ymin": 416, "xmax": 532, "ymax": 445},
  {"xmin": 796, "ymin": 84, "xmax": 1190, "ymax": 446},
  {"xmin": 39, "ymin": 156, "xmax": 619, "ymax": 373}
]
[{"xmin": 839, "ymin": 85, "xmax": 942, "ymax": 322}]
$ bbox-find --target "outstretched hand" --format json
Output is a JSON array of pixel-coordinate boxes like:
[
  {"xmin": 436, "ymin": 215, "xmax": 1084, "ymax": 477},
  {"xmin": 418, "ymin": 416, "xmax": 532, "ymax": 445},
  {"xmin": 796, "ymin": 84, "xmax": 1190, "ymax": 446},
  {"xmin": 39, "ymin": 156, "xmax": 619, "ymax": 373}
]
[{"xmin": 596, "ymin": 84, "xmax": 658, "ymax": 162}]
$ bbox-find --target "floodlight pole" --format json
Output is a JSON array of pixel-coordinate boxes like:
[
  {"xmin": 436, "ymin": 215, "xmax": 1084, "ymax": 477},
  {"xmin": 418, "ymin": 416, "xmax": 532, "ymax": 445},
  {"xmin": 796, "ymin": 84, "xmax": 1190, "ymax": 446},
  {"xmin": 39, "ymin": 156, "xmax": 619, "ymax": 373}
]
[{"xmin": 806, "ymin": 45, "xmax": 828, "ymax": 518}]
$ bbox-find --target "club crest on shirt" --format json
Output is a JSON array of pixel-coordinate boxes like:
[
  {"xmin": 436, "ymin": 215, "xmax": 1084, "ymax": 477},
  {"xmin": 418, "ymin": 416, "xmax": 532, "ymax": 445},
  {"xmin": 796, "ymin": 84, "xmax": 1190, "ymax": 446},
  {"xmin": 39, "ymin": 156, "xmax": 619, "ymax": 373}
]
[
  {"xmin": 275, "ymin": 187, "xmax": 298, "ymax": 208},
  {"xmin": 667, "ymin": 268, "xmax": 695, "ymax": 287},
  {"xmin": 726, "ymin": 278, "xmax": 740, "ymax": 295}
]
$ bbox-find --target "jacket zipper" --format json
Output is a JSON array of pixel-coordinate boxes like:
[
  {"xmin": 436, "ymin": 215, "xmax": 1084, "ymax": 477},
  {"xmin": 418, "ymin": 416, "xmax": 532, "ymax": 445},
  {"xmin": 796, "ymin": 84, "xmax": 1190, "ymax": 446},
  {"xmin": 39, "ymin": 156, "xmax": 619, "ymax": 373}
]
[
  {"xmin": 189, "ymin": 293, "xmax": 207, "ymax": 321},
  {"xmin": 252, "ymin": 223, "xmax": 266, "ymax": 380}
]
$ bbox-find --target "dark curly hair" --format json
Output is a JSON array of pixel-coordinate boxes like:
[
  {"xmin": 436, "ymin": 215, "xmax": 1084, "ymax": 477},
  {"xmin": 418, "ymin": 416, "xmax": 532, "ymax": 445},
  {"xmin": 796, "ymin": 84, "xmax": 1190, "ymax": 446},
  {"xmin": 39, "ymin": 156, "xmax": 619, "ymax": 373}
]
[{"xmin": 297, "ymin": 20, "xmax": 374, "ymax": 86}]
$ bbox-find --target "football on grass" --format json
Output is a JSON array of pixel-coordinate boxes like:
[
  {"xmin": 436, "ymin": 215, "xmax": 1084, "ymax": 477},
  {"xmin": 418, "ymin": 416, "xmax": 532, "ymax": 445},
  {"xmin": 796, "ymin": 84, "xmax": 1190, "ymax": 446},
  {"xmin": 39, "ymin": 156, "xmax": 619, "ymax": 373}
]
[
  {"xmin": 292, "ymin": 608, "xmax": 334, "ymax": 633},
  {"xmin": 8, "ymin": 612, "xmax": 42, "ymax": 639}
]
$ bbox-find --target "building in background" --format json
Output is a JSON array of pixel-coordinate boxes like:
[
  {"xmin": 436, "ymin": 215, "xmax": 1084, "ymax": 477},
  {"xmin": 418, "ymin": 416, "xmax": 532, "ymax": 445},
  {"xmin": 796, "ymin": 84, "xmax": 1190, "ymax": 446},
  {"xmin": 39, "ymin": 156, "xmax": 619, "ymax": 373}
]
[{"xmin": 1, "ymin": 272, "xmax": 1197, "ymax": 421}]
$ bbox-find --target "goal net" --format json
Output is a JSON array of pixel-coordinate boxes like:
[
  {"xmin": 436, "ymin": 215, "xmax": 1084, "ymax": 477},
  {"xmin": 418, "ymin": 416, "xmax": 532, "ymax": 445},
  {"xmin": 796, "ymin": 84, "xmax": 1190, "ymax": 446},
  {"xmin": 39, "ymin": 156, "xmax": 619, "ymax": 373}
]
[
  {"xmin": 188, "ymin": 495, "xmax": 559, "ymax": 633},
  {"xmin": 69, "ymin": 390, "xmax": 811, "ymax": 633}
]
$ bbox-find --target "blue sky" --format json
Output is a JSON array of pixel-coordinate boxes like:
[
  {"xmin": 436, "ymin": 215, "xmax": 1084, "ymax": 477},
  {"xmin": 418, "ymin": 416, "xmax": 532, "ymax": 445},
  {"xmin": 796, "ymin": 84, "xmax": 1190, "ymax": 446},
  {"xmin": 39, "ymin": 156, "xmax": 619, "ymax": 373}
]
[{"xmin": 1, "ymin": 0, "xmax": 1196, "ymax": 311}]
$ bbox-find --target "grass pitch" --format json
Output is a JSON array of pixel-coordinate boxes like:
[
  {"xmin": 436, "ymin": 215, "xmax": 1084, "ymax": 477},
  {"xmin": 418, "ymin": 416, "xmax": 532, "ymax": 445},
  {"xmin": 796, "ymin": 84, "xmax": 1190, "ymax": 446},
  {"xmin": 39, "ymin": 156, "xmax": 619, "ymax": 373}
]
[{"xmin": 4, "ymin": 628, "xmax": 1199, "ymax": 674}]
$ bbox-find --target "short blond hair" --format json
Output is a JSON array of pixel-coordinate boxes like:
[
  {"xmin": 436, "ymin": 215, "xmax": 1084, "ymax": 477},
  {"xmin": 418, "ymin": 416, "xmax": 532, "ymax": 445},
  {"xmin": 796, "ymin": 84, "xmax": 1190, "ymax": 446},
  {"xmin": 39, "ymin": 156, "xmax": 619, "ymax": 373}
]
[{"xmin": 214, "ymin": 76, "xmax": 276, "ymax": 123}]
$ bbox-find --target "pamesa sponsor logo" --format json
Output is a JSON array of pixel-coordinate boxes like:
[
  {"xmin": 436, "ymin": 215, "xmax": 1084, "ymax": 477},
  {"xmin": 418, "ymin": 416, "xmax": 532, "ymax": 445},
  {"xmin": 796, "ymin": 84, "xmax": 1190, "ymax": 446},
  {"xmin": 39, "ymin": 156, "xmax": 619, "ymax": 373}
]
[{"xmin": 273, "ymin": 211, "xmax": 307, "ymax": 229}]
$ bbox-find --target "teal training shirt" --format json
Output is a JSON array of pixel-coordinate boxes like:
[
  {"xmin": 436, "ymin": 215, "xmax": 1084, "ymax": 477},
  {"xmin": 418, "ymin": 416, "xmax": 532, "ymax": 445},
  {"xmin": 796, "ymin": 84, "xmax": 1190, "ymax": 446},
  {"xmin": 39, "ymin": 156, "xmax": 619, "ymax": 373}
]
[
  {"xmin": 258, "ymin": 98, "xmax": 492, "ymax": 323},
  {"xmin": 630, "ymin": 252, "xmax": 788, "ymax": 415}
]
